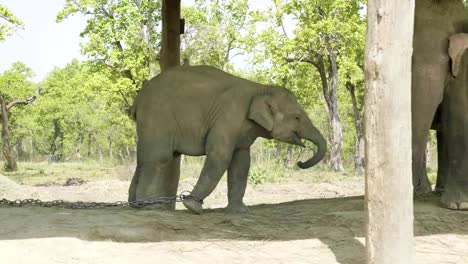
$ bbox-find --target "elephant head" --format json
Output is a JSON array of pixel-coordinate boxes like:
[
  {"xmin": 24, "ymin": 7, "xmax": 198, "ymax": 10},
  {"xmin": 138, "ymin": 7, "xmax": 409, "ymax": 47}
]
[{"xmin": 248, "ymin": 87, "xmax": 327, "ymax": 169}]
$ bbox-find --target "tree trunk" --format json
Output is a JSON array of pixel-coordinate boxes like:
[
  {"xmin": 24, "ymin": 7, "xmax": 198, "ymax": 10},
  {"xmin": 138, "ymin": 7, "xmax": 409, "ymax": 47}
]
[
  {"xmin": 327, "ymin": 51, "xmax": 344, "ymax": 171},
  {"xmin": 364, "ymin": 1, "xmax": 415, "ymax": 263},
  {"xmin": 108, "ymin": 136, "xmax": 113, "ymax": 160},
  {"xmin": 312, "ymin": 54, "xmax": 344, "ymax": 171},
  {"xmin": 30, "ymin": 137, "xmax": 34, "ymax": 162},
  {"xmin": 126, "ymin": 145, "xmax": 130, "ymax": 159},
  {"xmin": 347, "ymin": 80, "xmax": 365, "ymax": 175},
  {"xmin": 15, "ymin": 138, "xmax": 24, "ymax": 161},
  {"xmin": 284, "ymin": 145, "xmax": 294, "ymax": 168},
  {"xmin": 160, "ymin": 0, "xmax": 181, "ymax": 72},
  {"xmin": 87, "ymin": 132, "xmax": 92, "ymax": 158},
  {"xmin": 275, "ymin": 143, "xmax": 282, "ymax": 163},
  {"xmin": 0, "ymin": 93, "xmax": 17, "ymax": 171},
  {"xmin": 50, "ymin": 119, "xmax": 63, "ymax": 161}
]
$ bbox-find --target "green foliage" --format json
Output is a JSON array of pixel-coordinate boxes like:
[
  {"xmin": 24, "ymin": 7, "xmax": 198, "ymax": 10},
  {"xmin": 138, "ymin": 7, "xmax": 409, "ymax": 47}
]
[
  {"xmin": 1, "ymin": 0, "xmax": 369, "ymax": 173},
  {"xmin": 181, "ymin": 0, "xmax": 253, "ymax": 70},
  {"xmin": 0, "ymin": 4, "xmax": 24, "ymax": 41},
  {"xmin": 0, "ymin": 62, "xmax": 37, "ymax": 143},
  {"xmin": 57, "ymin": 0, "xmax": 161, "ymax": 108},
  {"xmin": 3, "ymin": 161, "xmax": 127, "ymax": 185},
  {"xmin": 248, "ymin": 0, "xmax": 366, "ymax": 164},
  {"xmin": 33, "ymin": 60, "xmax": 135, "ymax": 159},
  {"xmin": 248, "ymin": 162, "xmax": 285, "ymax": 185},
  {"xmin": 0, "ymin": 60, "xmax": 135, "ymax": 162}
]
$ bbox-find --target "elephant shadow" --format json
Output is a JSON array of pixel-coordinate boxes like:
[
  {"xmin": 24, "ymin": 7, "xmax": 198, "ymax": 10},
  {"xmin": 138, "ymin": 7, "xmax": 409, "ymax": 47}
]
[{"xmin": 0, "ymin": 195, "xmax": 467, "ymax": 264}]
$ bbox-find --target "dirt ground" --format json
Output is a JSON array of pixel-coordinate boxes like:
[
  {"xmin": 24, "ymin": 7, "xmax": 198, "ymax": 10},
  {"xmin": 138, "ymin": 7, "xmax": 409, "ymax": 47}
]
[{"xmin": 1, "ymin": 174, "xmax": 468, "ymax": 264}]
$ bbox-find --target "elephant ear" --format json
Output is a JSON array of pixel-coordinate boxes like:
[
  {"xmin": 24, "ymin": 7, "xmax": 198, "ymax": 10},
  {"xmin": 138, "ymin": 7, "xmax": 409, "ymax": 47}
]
[
  {"xmin": 449, "ymin": 33, "xmax": 468, "ymax": 77},
  {"xmin": 248, "ymin": 94, "xmax": 274, "ymax": 131}
]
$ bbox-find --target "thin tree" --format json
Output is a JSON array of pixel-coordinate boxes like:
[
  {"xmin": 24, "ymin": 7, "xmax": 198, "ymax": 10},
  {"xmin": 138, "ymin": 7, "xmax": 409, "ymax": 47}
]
[{"xmin": 0, "ymin": 87, "xmax": 41, "ymax": 171}]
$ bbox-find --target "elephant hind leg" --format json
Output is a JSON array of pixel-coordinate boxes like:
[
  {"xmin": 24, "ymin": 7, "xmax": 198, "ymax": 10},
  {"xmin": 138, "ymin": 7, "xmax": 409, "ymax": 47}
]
[
  {"xmin": 128, "ymin": 168, "xmax": 139, "ymax": 202},
  {"xmin": 130, "ymin": 155, "xmax": 181, "ymax": 210}
]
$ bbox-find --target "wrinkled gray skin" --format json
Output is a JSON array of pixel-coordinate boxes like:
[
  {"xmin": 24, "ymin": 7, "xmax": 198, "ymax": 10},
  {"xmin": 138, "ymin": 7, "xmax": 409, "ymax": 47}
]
[
  {"xmin": 412, "ymin": 0, "xmax": 466, "ymax": 194},
  {"xmin": 128, "ymin": 65, "xmax": 327, "ymax": 214}
]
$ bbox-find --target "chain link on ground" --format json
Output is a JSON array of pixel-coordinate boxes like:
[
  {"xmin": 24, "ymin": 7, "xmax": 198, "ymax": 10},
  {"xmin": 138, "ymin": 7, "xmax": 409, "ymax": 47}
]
[{"xmin": 0, "ymin": 191, "xmax": 203, "ymax": 209}]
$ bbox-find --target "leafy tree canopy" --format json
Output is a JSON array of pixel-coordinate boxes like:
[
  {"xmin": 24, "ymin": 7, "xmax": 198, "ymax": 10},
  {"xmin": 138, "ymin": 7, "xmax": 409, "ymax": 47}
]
[{"xmin": 0, "ymin": 4, "xmax": 23, "ymax": 41}]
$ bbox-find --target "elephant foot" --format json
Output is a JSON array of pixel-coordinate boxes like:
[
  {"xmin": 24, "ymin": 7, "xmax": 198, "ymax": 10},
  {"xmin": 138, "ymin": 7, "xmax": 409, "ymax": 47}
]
[
  {"xmin": 414, "ymin": 181, "xmax": 433, "ymax": 195},
  {"xmin": 182, "ymin": 199, "xmax": 203, "ymax": 214},
  {"xmin": 225, "ymin": 203, "xmax": 249, "ymax": 214},
  {"xmin": 443, "ymin": 201, "xmax": 468, "ymax": 210},
  {"xmin": 441, "ymin": 189, "xmax": 468, "ymax": 210},
  {"xmin": 434, "ymin": 186, "xmax": 445, "ymax": 195}
]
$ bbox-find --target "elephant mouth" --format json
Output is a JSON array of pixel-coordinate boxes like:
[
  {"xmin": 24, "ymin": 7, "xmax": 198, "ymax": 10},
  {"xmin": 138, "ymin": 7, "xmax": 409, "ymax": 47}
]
[{"xmin": 293, "ymin": 132, "xmax": 305, "ymax": 147}]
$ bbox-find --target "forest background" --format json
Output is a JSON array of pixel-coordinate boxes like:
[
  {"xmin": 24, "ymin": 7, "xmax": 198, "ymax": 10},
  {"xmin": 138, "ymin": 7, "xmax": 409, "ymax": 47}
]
[{"xmin": 0, "ymin": 0, "xmax": 436, "ymax": 182}]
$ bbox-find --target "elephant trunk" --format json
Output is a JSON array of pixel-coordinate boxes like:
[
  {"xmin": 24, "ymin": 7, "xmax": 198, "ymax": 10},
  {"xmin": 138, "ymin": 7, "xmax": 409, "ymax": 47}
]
[{"xmin": 297, "ymin": 123, "xmax": 327, "ymax": 169}]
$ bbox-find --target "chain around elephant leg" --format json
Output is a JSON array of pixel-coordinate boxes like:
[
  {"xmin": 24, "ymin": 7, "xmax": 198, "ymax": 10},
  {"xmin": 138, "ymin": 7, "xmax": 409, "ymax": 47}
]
[{"xmin": 183, "ymin": 152, "xmax": 232, "ymax": 214}]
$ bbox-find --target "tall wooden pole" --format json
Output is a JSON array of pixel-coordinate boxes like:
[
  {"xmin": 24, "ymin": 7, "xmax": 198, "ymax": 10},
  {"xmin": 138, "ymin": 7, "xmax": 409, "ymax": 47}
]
[
  {"xmin": 364, "ymin": 1, "xmax": 415, "ymax": 264},
  {"xmin": 160, "ymin": 0, "xmax": 181, "ymax": 72}
]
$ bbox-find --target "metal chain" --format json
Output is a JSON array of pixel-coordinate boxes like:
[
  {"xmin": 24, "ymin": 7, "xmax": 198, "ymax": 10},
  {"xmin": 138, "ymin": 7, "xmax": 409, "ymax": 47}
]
[{"xmin": 0, "ymin": 191, "xmax": 203, "ymax": 209}]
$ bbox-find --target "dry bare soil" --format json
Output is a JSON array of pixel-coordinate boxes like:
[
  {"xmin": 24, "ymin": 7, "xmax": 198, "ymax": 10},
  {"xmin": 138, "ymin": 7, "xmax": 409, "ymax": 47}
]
[{"xmin": 1, "ymin": 172, "xmax": 468, "ymax": 264}]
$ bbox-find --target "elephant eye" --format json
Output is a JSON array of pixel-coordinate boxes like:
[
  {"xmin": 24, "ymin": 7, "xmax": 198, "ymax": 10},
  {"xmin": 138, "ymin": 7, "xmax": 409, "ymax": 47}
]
[{"xmin": 295, "ymin": 115, "xmax": 300, "ymax": 121}]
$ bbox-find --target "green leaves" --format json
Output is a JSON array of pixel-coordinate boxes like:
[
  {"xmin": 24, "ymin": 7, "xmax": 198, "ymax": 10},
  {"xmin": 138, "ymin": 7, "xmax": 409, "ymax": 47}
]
[
  {"xmin": 248, "ymin": 0, "xmax": 366, "ymax": 164},
  {"xmin": 57, "ymin": 0, "xmax": 161, "ymax": 107},
  {"xmin": 32, "ymin": 60, "xmax": 135, "ymax": 158},
  {"xmin": 0, "ymin": 4, "xmax": 24, "ymax": 41},
  {"xmin": 0, "ymin": 0, "xmax": 368, "ymax": 167},
  {"xmin": 0, "ymin": 62, "xmax": 35, "ymax": 102},
  {"xmin": 181, "ymin": 0, "xmax": 251, "ymax": 70}
]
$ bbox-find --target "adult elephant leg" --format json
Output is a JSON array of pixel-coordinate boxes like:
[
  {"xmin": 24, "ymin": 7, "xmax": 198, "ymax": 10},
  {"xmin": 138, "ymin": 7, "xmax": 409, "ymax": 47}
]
[
  {"xmin": 412, "ymin": 92, "xmax": 438, "ymax": 194},
  {"xmin": 441, "ymin": 50, "xmax": 468, "ymax": 210},
  {"xmin": 411, "ymin": 63, "xmax": 445, "ymax": 194},
  {"xmin": 411, "ymin": 57, "xmax": 448, "ymax": 194},
  {"xmin": 225, "ymin": 149, "xmax": 250, "ymax": 214},
  {"xmin": 435, "ymin": 129, "xmax": 448, "ymax": 193}
]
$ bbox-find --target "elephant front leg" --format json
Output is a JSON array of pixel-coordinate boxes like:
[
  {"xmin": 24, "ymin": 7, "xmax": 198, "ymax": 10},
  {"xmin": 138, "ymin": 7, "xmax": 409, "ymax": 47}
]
[
  {"xmin": 225, "ymin": 149, "xmax": 250, "ymax": 214},
  {"xmin": 182, "ymin": 150, "xmax": 233, "ymax": 214}
]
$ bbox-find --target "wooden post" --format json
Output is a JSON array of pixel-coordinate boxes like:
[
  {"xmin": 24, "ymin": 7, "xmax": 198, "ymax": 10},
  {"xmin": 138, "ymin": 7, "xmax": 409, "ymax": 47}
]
[
  {"xmin": 160, "ymin": 0, "xmax": 181, "ymax": 72},
  {"xmin": 364, "ymin": 1, "xmax": 415, "ymax": 264}
]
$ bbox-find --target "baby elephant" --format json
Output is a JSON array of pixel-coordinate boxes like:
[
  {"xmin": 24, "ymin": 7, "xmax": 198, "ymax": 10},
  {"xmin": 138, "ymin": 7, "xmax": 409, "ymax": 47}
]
[{"xmin": 128, "ymin": 65, "xmax": 327, "ymax": 214}]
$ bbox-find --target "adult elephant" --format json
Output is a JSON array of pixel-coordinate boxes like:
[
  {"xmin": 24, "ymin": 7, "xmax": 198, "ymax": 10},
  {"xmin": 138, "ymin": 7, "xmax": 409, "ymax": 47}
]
[
  {"xmin": 128, "ymin": 65, "xmax": 327, "ymax": 214},
  {"xmin": 411, "ymin": 0, "xmax": 467, "ymax": 194}
]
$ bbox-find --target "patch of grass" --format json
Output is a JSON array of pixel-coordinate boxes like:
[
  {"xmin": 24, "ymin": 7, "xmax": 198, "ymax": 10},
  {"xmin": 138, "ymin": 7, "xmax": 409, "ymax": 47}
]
[
  {"xmin": 2, "ymin": 161, "xmax": 127, "ymax": 185},
  {"xmin": 247, "ymin": 161, "xmax": 361, "ymax": 185},
  {"xmin": 2, "ymin": 158, "xmax": 362, "ymax": 187},
  {"xmin": 249, "ymin": 162, "xmax": 286, "ymax": 185}
]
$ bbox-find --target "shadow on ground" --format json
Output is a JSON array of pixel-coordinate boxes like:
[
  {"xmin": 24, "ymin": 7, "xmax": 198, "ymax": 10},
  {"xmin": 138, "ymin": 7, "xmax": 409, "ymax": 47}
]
[{"xmin": 1, "ymin": 195, "xmax": 467, "ymax": 264}]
